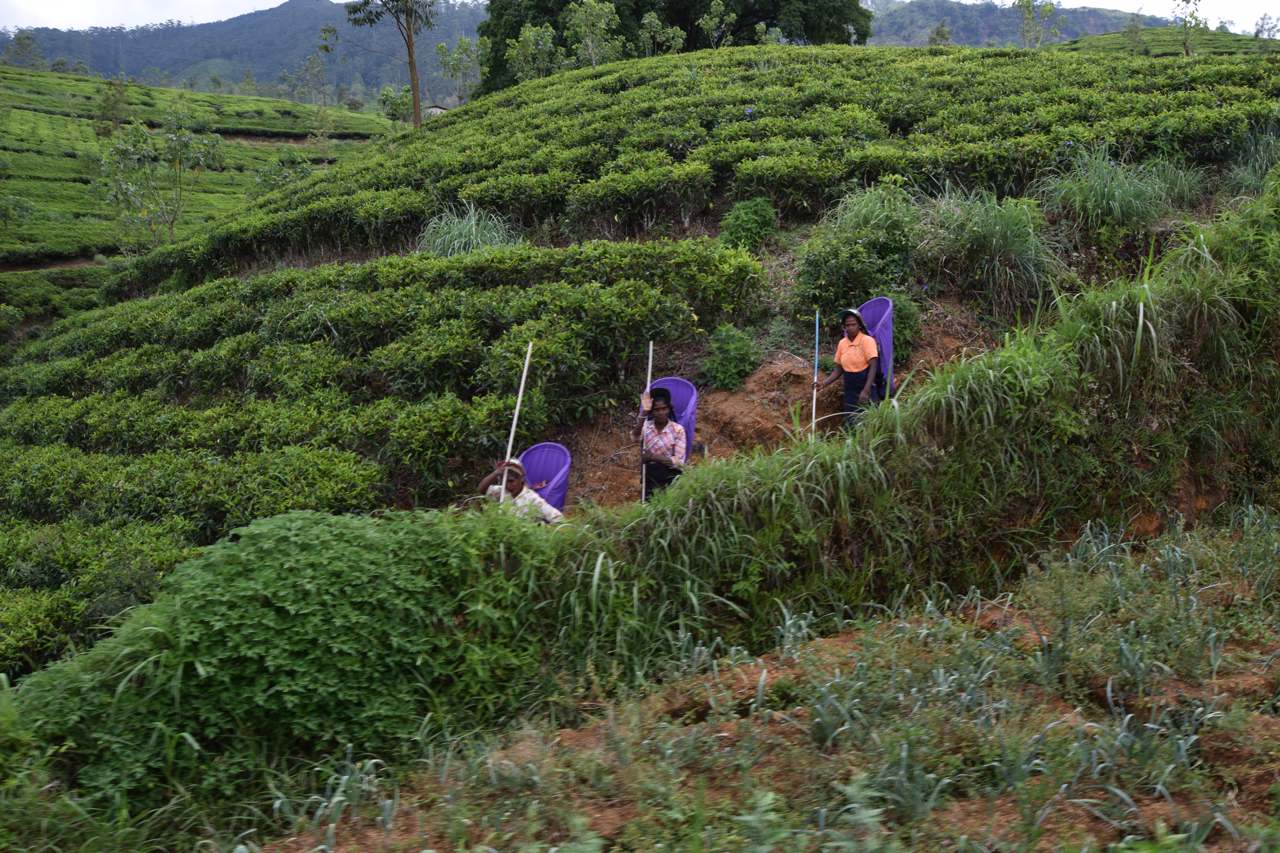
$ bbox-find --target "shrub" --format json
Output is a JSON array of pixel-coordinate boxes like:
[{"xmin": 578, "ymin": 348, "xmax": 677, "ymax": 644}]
[
  {"xmin": 884, "ymin": 289, "xmax": 923, "ymax": 365},
  {"xmin": 1039, "ymin": 147, "xmax": 1168, "ymax": 246},
  {"xmin": 792, "ymin": 180, "xmax": 918, "ymax": 317},
  {"xmin": 719, "ymin": 196, "xmax": 778, "ymax": 251},
  {"xmin": 0, "ymin": 304, "xmax": 21, "ymax": 337},
  {"xmin": 915, "ymin": 187, "xmax": 1060, "ymax": 316},
  {"xmin": 703, "ymin": 323, "xmax": 763, "ymax": 390},
  {"xmin": 416, "ymin": 201, "xmax": 522, "ymax": 257}
]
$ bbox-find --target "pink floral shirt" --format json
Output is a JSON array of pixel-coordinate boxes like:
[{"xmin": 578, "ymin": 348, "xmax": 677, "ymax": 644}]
[{"xmin": 642, "ymin": 419, "xmax": 687, "ymax": 468}]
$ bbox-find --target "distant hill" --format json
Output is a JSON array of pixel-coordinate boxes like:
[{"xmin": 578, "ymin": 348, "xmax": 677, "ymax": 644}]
[
  {"xmin": 0, "ymin": 0, "xmax": 486, "ymax": 105},
  {"xmin": 1057, "ymin": 25, "xmax": 1279, "ymax": 55},
  {"xmin": 867, "ymin": 0, "xmax": 1167, "ymax": 46}
]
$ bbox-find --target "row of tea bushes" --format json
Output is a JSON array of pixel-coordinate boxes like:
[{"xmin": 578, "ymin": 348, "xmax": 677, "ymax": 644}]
[{"xmin": 111, "ymin": 45, "xmax": 1280, "ymax": 287}]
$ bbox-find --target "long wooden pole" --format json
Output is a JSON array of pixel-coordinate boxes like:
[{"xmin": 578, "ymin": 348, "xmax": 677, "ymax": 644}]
[
  {"xmin": 500, "ymin": 341, "xmax": 534, "ymax": 503},
  {"xmin": 641, "ymin": 340, "xmax": 653, "ymax": 501},
  {"xmin": 811, "ymin": 309, "xmax": 820, "ymax": 433}
]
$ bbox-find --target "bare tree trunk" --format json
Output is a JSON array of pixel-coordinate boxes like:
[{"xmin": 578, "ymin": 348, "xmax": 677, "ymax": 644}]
[{"xmin": 406, "ymin": 26, "xmax": 422, "ymax": 128}]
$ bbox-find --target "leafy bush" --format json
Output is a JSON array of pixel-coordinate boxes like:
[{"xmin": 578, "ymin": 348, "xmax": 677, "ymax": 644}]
[
  {"xmin": 703, "ymin": 323, "xmax": 763, "ymax": 390},
  {"xmin": 719, "ymin": 196, "xmax": 778, "ymax": 251},
  {"xmin": 792, "ymin": 180, "xmax": 918, "ymax": 317},
  {"xmin": 884, "ymin": 289, "xmax": 923, "ymax": 365},
  {"xmin": 1039, "ymin": 147, "xmax": 1168, "ymax": 246},
  {"xmin": 416, "ymin": 201, "xmax": 522, "ymax": 256},
  {"xmin": 915, "ymin": 187, "xmax": 1060, "ymax": 316},
  {"xmin": 0, "ymin": 304, "xmax": 21, "ymax": 338}
]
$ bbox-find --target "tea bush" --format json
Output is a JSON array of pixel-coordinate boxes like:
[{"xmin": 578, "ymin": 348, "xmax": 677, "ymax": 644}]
[
  {"xmin": 719, "ymin": 196, "xmax": 778, "ymax": 251},
  {"xmin": 793, "ymin": 181, "xmax": 918, "ymax": 318},
  {"xmin": 703, "ymin": 323, "xmax": 763, "ymax": 390}
]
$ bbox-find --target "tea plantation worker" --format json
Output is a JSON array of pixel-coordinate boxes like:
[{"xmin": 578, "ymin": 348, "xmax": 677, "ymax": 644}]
[
  {"xmin": 478, "ymin": 459, "xmax": 564, "ymax": 524},
  {"xmin": 815, "ymin": 307, "xmax": 880, "ymax": 426},
  {"xmin": 633, "ymin": 386, "xmax": 687, "ymax": 501}
]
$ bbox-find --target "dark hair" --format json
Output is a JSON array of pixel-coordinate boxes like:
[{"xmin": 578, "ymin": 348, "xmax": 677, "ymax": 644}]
[{"xmin": 650, "ymin": 387, "xmax": 673, "ymax": 407}]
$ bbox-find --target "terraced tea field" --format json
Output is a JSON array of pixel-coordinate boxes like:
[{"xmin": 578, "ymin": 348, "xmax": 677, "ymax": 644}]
[{"xmin": 0, "ymin": 65, "xmax": 388, "ymax": 266}]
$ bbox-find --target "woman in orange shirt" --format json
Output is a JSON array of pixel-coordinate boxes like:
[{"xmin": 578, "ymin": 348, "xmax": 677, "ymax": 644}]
[{"xmin": 815, "ymin": 308, "xmax": 880, "ymax": 426}]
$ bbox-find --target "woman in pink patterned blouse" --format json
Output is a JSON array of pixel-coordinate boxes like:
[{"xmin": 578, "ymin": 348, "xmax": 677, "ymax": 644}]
[{"xmin": 633, "ymin": 386, "xmax": 686, "ymax": 501}]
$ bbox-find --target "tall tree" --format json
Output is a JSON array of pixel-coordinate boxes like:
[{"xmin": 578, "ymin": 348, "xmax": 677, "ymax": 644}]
[
  {"xmin": 435, "ymin": 36, "xmax": 487, "ymax": 103},
  {"xmin": 346, "ymin": 0, "xmax": 436, "ymax": 127},
  {"xmin": 479, "ymin": 0, "xmax": 872, "ymax": 92},
  {"xmin": 1173, "ymin": 0, "xmax": 1207, "ymax": 55},
  {"xmin": 562, "ymin": 0, "xmax": 628, "ymax": 67},
  {"xmin": 927, "ymin": 20, "xmax": 952, "ymax": 45},
  {"xmin": 1, "ymin": 31, "xmax": 47, "ymax": 70},
  {"xmin": 505, "ymin": 23, "xmax": 566, "ymax": 83}
]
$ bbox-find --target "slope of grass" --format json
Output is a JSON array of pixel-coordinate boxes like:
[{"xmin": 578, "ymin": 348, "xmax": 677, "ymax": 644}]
[
  {"xmin": 4, "ymin": 171, "xmax": 1278, "ymax": 846},
  {"xmin": 253, "ymin": 512, "xmax": 1280, "ymax": 851},
  {"xmin": 1058, "ymin": 26, "xmax": 1280, "ymax": 57},
  {"xmin": 0, "ymin": 65, "xmax": 388, "ymax": 265},
  {"xmin": 114, "ymin": 44, "xmax": 1280, "ymax": 290}
]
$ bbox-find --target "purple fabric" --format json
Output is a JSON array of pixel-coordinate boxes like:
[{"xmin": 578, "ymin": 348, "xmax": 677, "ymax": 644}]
[
  {"xmin": 858, "ymin": 296, "xmax": 894, "ymax": 396},
  {"xmin": 649, "ymin": 376, "xmax": 697, "ymax": 458},
  {"xmin": 518, "ymin": 442, "xmax": 572, "ymax": 511}
]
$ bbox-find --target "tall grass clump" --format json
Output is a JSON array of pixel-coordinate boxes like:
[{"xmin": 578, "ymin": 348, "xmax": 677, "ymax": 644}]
[
  {"xmin": 1039, "ymin": 147, "xmax": 1169, "ymax": 246},
  {"xmin": 915, "ymin": 187, "xmax": 1060, "ymax": 317},
  {"xmin": 1225, "ymin": 129, "xmax": 1280, "ymax": 196},
  {"xmin": 416, "ymin": 201, "xmax": 522, "ymax": 256},
  {"xmin": 1144, "ymin": 156, "xmax": 1207, "ymax": 209}
]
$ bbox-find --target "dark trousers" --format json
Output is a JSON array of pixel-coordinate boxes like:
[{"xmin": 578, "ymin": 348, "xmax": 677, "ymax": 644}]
[
  {"xmin": 842, "ymin": 368, "xmax": 881, "ymax": 426},
  {"xmin": 643, "ymin": 460, "xmax": 681, "ymax": 501}
]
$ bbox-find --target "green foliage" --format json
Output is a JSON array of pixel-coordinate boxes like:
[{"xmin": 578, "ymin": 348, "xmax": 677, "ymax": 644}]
[
  {"xmin": 1039, "ymin": 147, "xmax": 1169, "ymax": 247},
  {"xmin": 415, "ymin": 201, "xmax": 522, "ymax": 256},
  {"xmin": 17, "ymin": 180, "xmax": 1280, "ymax": 830},
  {"xmin": 793, "ymin": 181, "xmax": 918, "ymax": 318},
  {"xmin": 562, "ymin": 0, "xmax": 628, "ymax": 68},
  {"xmin": 915, "ymin": 187, "xmax": 1060, "ymax": 316},
  {"xmin": 0, "ymin": 239, "xmax": 760, "ymax": 673},
  {"xmin": 718, "ymin": 196, "xmax": 778, "ymax": 251},
  {"xmin": 703, "ymin": 323, "xmax": 762, "ymax": 390},
  {"xmin": 0, "ymin": 64, "xmax": 387, "ymax": 265},
  {"xmin": 1225, "ymin": 129, "xmax": 1280, "ymax": 196},
  {"xmin": 377, "ymin": 84, "xmax": 413, "ymax": 122},
  {"xmin": 248, "ymin": 147, "xmax": 314, "ymax": 198},
  {"xmin": 435, "ymin": 35, "xmax": 487, "ymax": 103},
  {"xmin": 1144, "ymin": 155, "xmax": 1206, "ymax": 209},
  {"xmin": 505, "ymin": 23, "xmax": 567, "ymax": 83},
  {"xmin": 110, "ymin": 46, "xmax": 1280, "ymax": 286},
  {"xmin": 0, "ymin": 32, "xmax": 45, "ymax": 70}
]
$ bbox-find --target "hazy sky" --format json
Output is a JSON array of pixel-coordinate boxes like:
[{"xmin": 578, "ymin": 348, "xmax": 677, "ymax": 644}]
[{"xmin": 0, "ymin": 0, "xmax": 1272, "ymax": 34}]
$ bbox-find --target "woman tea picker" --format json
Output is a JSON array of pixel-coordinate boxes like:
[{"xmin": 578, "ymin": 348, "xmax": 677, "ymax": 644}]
[
  {"xmin": 634, "ymin": 386, "xmax": 686, "ymax": 501},
  {"xmin": 815, "ymin": 308, "xmax": 881, "ymax": 426},
  {"xmin": 477, "ymin": 459, "xmax": 564, "ymax": 524}
]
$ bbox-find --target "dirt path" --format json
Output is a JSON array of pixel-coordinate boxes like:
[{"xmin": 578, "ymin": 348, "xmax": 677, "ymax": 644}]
[{"xmin": 0, "ymin": 256, "xmax": 102, "ymax": 274}]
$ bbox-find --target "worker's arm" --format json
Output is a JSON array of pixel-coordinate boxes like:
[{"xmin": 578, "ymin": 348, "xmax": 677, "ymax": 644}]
[
  {"xmin": 477, "ymin": 462, "xmax": 510, "ymax": 494},
  {"xmin": 816, "ymin": 364, "xmax": 843, "ymax": 390},
  {"xmin": 859, "ymin": 357, "xmax": 879, "ymax": 403},
  {"xmin": 631, "ymin": 392, "xmax": 652, "ymax": 440}
]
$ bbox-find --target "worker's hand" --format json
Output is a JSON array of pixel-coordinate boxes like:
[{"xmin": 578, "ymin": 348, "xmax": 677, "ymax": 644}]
[
  {"xmin": 639, "ymin": 391, "xmax": 652, "ymax": 412},
  {"xmin": 858, "ymin": 389, "xmax": 870, "ymax": 404},
  {"xmin": 531, "ymin": 479, "xmax": 548, "ymax": 490}
]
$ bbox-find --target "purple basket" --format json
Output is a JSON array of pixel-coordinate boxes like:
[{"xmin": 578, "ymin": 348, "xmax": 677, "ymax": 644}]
[
  {"xmin": 648, "ymin": 376, "xmax": 697, "ymax": 458},
  {"xmin": 518, "ymin": 441, "xmax": 572, "ymax": 511},
  {"xmin": 858, "ymin": 296, "xmax": 894, "ymax": 397}
]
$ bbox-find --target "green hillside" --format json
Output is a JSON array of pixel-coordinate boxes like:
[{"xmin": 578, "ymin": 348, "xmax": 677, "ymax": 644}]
[
  {"xmin": 2, "ymin": 42, "xmax": 1280, "ymax": 850},
  {"xmin": 0, "ymin": 65, "xmax": 387, "ymax": 267},
  {"xmin": 1058, "ymin": 25, "xmax": 1280, "ymax": 56},
  {"xmin": 118, "ymin": 44, "xmax": 1280, "ymax": 288},
  {"xmin": 868, "ymin": 0, "xmax": 1167, "ymax": 46}
]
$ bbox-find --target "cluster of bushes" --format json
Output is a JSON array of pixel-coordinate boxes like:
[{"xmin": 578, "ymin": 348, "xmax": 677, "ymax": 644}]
[
  {"xmin": 7, "ymin": 169, "xmax": 1279, "ymax": 831},
  {"xmin": 104, "ymin": 45, "xmax": 1280, "ymax": 288},
  {"xmin": 0, "ymin": 267, "xmax": 109, "ymax": 344},
  {"xmin": 0, "ymin": 238, "xmax": 761, "ymax": 673}
]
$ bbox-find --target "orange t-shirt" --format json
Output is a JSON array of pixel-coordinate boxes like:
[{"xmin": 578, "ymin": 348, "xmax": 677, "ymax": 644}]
[{"xmin": 835, "ymin": 333, "xmax": 878, "ymax": 373}]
